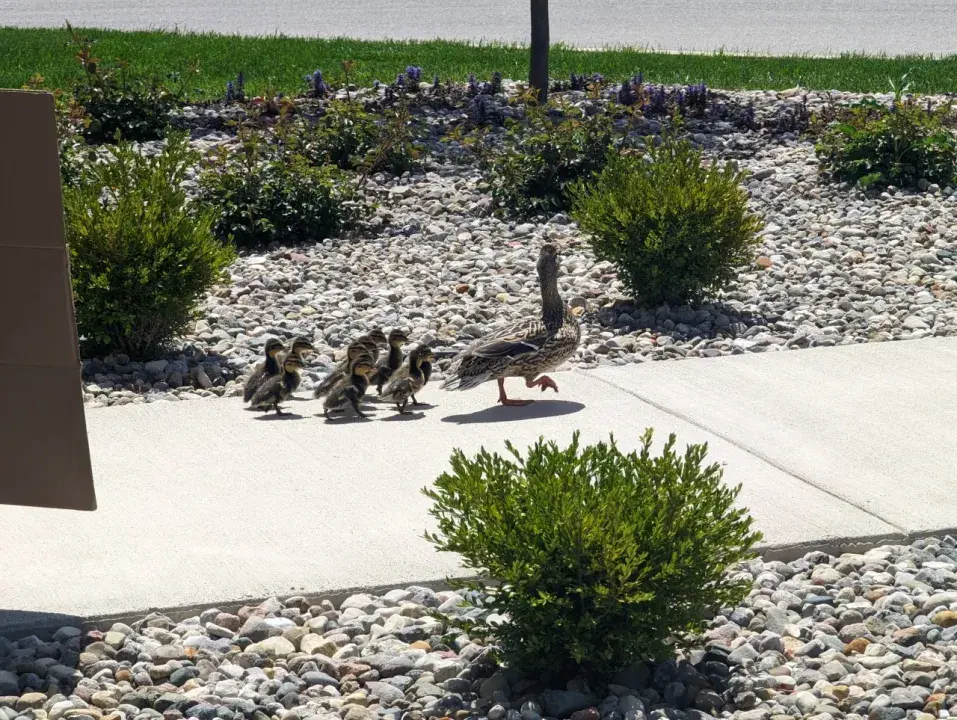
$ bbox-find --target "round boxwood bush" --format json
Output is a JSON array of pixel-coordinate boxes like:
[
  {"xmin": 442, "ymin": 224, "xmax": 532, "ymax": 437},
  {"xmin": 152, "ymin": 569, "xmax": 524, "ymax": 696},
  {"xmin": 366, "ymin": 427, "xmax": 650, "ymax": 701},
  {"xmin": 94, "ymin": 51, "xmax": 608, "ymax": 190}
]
[
  {"xmin": 65, "ymin": 132, "xmax": 234, "ymax": 358},
  {"xmin": 570, "ymin": 121, "xmax": 763, "ymax": 307},
  {"xmin": 423, "ymin": 430, "xmax": 762, "ymax": 682}
]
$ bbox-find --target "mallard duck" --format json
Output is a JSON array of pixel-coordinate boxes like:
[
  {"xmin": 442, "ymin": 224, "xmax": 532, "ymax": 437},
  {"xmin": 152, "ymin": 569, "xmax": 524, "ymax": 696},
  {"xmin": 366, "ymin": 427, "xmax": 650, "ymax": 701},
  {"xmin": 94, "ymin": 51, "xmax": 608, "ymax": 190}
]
[
  {"xmin": 313, "ymin": 337, "xmax": 378, "ymax": 399},
  {"xmin": 250, "ymin": 354, "xmax": 305, "ymax": 415},
  {"xmin": 323, "ymin": 353, "xmax": 376, "ymax": 419},
  {"xmin": 439, "ymin": 243, "xmax": 581, "ymax": 406},
  {"xmin": 243, "ymin": 338, "xmax": 285, "ymax": 403},
  {"xmin": 370, "ymin": 329, "xmax": 410, "ymax": 394},
  {"xmin": 381, "ymin": 345, "xmax": 436, "ymax": 414}
]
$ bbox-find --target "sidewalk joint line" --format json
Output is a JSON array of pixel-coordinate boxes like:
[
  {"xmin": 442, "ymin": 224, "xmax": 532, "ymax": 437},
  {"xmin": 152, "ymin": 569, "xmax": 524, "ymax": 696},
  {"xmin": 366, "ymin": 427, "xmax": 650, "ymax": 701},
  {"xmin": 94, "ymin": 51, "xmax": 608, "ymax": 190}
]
[{"xmin": 575, "ymin": 369, "xmax": 902, "ymax": 533}]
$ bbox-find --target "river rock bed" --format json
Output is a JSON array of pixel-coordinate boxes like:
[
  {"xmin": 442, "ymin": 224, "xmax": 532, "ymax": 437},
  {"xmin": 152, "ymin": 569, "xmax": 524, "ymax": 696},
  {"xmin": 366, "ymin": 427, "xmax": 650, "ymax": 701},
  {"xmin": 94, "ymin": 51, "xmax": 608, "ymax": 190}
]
[
  {"xmin": 79, "ymin": 85, "xmax": 957, "ymax": 407},
  {"xmin": 5, "ymin": 538, "xmax": 957, "ymax": 720}
]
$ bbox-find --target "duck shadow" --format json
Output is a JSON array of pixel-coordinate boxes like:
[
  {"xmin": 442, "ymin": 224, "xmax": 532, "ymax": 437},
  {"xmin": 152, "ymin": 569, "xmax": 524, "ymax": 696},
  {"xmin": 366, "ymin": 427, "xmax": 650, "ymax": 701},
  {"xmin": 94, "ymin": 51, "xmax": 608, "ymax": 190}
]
[
  {"xmin": 441, "ymin": 400, "xmax": 585, "ymax": 425},
  {"xmin": 253, "ymin": 412, "xmax": 305, "ymax": 421}
]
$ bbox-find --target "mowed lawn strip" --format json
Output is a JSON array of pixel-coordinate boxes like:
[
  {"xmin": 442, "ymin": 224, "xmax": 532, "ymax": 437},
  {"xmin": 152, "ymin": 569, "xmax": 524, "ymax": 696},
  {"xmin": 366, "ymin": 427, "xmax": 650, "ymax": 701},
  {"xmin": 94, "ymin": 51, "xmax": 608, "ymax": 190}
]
[{"xmin": 4, "ymin": 26, "xmax": 957, "ymax": 97}]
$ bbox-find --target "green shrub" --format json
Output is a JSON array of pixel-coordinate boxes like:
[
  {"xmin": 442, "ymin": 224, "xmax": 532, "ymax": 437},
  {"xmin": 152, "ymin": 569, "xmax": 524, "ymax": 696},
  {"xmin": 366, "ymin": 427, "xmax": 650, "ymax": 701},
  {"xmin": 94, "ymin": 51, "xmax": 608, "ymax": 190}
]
[
  {"xmin": 65, "ymin": 133, "xmax": 234, "ymax": 359},
  {"xmin": 299, "ymin": 100, "xmax": 379, "ymax": 168},
  {"xmin": 66, "ymin": 24, "xmax": 182, "ymax": 144},
  {"xmin": 423, "ymin": 431, "xmax": 762, "ymax": 682},
  {"xmin": 570, "ymin": 121, "xmax": 762, "ymax": 306},
  {"xmin": 297, "ymin": 100, "xmax": 424, "ymax": 176},
  {"xmin": 198, "ymin": 128, "xmax": 372, "ymax": 247},
  {"xmin": 481, "ymin": 102, "xmax": 617, "ymax": 217},
  {"xmin": 814, "ymin": 94, "xmax": 957, "ymax": 190}
]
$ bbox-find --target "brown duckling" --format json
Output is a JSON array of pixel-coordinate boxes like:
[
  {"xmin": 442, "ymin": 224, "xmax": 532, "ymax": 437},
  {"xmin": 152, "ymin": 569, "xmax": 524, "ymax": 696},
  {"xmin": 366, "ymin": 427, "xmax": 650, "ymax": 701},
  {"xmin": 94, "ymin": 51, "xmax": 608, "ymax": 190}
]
[
  {"xmin": 243, "ymin": 338, "xmax": 285, "ymax": 403},
  {"xmin": 387, "ymin": 343, "xmax": 436, "ymax": 406},
  {"xmin": 313, "ymin": 338, "xmax": 377, "ymax": 399},
  {"xmin": 323, "ymin": 353, "xmax": 376, "ymax": 419},
  {"xmin": 362, "ymin": 328, "xmax": 389, "ymax": 364},
  {"xmin": 370, "ymin": 329, "xmax": 410, "ymax": 395},
  {"xmin": 283, "ymin": 336, "xmax": 316, "ymax": 362},
  {"xmin": 380, "ymin": 345, "xmax": 436, "ymax": 415},
  {"xmin": 250, "ymin": 354, "xmax": 305, "ymax": 416}
]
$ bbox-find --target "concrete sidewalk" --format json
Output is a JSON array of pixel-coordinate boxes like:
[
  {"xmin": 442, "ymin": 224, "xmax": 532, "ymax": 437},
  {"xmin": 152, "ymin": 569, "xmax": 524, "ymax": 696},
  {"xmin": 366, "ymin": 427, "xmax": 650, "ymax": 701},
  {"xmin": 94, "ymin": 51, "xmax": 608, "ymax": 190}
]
[{"xmin": 1, "ymin": 338, "xmax": 956, "ymax": 631}]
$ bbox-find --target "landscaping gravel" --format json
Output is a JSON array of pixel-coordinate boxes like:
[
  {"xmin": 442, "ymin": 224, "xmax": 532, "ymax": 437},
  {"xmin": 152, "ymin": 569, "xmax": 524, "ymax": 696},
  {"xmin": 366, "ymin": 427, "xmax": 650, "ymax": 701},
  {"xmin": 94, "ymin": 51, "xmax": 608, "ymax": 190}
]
[
  {"xmin": 79, "ymin": 86, "xmax": 957, "ymax": 406},
  {"xmin": 6, "ymin": 537, "xmax": 957, "ymax": 720}
]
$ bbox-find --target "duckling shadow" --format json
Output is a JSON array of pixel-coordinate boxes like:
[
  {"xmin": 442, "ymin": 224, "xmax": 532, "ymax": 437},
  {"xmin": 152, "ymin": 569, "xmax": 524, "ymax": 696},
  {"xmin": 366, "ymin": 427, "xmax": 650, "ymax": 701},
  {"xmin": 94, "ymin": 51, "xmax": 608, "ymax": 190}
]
[
  {"xmin": 320, "ymin": 414, "xmax": 375, "ymax": 424},
  {"xmin": 380, "ymin": 411, "xmax": 427, "ymax": 422},
  {"xmin": 253, "ymin": 412, "xmax": 305, "ymax": 421},
  {"xmin": 441, "ymin": 400, "xmax": 585, "ymax": 425}
]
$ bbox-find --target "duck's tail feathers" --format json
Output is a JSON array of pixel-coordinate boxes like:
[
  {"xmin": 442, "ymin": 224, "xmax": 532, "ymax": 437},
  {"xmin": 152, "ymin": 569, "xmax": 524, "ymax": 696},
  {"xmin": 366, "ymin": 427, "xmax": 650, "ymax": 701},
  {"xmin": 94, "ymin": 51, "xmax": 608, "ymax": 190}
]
[{"xmin": 440, "ymin": 371, "xmax": 490, "ymax": 392}]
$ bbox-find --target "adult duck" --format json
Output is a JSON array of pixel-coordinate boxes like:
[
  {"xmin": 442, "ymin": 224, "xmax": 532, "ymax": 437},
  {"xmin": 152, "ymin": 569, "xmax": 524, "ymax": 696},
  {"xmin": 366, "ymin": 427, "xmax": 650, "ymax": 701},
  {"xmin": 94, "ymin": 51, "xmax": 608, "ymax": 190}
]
[{"xmin": 440, "ymin": 243, "xmax": 580, "ymax": 406}]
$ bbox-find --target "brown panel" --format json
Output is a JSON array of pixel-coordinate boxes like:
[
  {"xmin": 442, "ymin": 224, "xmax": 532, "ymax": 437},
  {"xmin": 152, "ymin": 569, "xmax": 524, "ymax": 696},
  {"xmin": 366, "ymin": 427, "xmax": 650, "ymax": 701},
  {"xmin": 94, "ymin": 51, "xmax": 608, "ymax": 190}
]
[
  {"xmin": 0, "ymin": 246, "xmax": 80, "ymax": 367},
  {"xmin": 0, "ymin": 89, "xmax": 96, "ymax": 511},
  {"xmin": 0, "ymin": 90, "xmax": 65, "ymax": 250},
  {"xmin": 0, "ymin": 366, "xmax": 96, "ymax": 510}
]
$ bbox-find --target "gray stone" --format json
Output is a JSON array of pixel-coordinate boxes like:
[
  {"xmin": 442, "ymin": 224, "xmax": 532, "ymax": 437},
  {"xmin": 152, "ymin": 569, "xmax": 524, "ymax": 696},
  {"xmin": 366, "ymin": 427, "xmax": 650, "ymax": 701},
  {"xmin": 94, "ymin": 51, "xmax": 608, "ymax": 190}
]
[
  {"xmin": 365, "ymin": 682, "xmax": 405, "ymax": 706},
  {"xmin": 543, "ymin": 690, "xmax": 595, "ymax": 718}
]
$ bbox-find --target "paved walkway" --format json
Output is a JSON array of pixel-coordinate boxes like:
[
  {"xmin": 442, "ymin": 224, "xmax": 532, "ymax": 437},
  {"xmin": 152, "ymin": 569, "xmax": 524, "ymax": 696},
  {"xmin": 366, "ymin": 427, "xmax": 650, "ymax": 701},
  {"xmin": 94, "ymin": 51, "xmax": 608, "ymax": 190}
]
[
  {"xmin": 4, "ymin": 0, "xmax": 957, "ymax": 56},
  {"xmin": 1, "ymin": 338, "xmax": 956, "ymax": 632}
]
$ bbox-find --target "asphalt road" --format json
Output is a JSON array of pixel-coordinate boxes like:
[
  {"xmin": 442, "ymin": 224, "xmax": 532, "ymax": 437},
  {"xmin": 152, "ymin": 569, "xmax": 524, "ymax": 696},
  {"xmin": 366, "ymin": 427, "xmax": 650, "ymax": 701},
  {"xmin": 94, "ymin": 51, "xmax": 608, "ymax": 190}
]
[{"xmin": 2, "ymin": 0, "xmax": 955, "ymax": 56}]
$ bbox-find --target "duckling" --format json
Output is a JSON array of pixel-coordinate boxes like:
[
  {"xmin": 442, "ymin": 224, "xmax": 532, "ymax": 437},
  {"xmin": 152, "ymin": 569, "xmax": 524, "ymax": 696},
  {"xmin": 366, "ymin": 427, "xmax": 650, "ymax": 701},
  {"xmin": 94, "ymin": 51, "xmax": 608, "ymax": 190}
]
[
  {"xmin": 380, "ymin": 345, "xmax": 436, "ymax": 415},
  {"xmin": 243, "ymin": 338, "xmax": 285, "ymax": 403},
  {"xmin": 362, "ymin": 328, "xmax": 389, "ymax": 364},
  {"xmin": 370, "ymin": 329, "xmax": 410, "ymax": 394},
  {"xmin": 250, "ymin": 354, "xmax": 305, "ymax": 416},
  {"xmin": 313, "ymin": 338, "xmax": 377, "ymax": 399},
  {"xmin": 323, "ymin": 353, "xmax": 376, "ymax": 419},
  {"xmin": 388, "ymin": 343, "xmax": 437, "ymax": 406},
  {"xmin": 282, "ymin": 335, "xmax": 316, "ymax": 362}
]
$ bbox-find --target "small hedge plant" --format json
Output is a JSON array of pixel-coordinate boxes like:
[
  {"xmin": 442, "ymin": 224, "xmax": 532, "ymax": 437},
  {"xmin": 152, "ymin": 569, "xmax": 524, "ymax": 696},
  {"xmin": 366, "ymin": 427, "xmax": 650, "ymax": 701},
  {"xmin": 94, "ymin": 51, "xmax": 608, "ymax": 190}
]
[
  {"xmin": 197, "ymin": 124, "xmax": 372, "ymax": 248},
  {"xmin": 571, "ymin": 119, "xmax": 762, "ymax": 306},
  {"xmin": 66, "ymin": 24, "xmax": 182, "ymax": 144},
  {"xmin": 481, "ymin": 100, "xmax": 618, "ymax": 217},
  {"xmin": 424, "ymin": 431, "xmax": 762, "ymax": 682},
  {"xmin": 296, "ymin": 100, "xmax": 424, "ymax": 176},
  {"xmin": 814, "ymin": 93, "xmax": 957, "ymax": 190},
  {"xmin": 65, "ymin": 133, "xmax": 234, "ymax": 359}
]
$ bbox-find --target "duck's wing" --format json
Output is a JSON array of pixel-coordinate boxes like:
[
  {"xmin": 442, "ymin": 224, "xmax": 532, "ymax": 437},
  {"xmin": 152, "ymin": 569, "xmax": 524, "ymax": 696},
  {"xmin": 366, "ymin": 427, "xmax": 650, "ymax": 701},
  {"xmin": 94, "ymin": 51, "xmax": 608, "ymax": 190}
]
[
  {"xmin": 464, "ymin": 318, "xmax": 554, "ymax": 359},
  {"xmin": 250, "ymin": 375, "xmax": 281, "ymax": 407},
  {"xmin": 243, "ymin": 361, "xmax": 267, "ymax": 402},
  {"xmin": 313, "ymin": 368, "xmax": 344, "ymax": 398},
  {"xmin": 440, "ymin": 318, "xmax": 554, "ymax": 391},
  {"xmin": 381, "ymin": 376, "xmax": 415, "ymax": 403}
]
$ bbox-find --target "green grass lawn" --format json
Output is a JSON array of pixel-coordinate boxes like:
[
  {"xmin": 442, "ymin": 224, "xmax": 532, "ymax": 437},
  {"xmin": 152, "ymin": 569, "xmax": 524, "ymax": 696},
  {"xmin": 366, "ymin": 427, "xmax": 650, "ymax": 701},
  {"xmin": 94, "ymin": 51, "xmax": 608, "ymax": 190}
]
[{"xmin": 4, "ymin": 26, "xmax": 957, "ymax": 98}]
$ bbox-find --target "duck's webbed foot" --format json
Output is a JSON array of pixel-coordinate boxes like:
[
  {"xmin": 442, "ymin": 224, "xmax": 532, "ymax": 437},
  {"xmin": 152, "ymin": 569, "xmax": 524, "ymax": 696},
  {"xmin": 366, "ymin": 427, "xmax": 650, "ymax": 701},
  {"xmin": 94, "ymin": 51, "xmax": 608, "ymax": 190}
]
[
  {"xmin": 497, "ymin": 378, "xmax": 533, "ymax": 406},
  {"xmin": 526, "ymin": 375, "xmax": 559, "ymax": 393}
]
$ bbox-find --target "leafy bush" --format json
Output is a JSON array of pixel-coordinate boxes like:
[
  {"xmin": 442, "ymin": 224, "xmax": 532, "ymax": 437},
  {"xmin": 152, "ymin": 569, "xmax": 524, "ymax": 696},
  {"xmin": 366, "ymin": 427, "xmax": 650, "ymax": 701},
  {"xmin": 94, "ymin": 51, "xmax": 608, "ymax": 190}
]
[
  {"xmin": 814, "ymin": 93, "xmax": 957, "ymax": 189},
  {"xmin": 66, "ymin": 24, "xmax": 182, "ymax": 144},
  {"xmin": 481, "ymin": 101, "xmax": 618, "ymax": 217},
  {"xmin": 65, "ymin": 133, "xmax": 234, "ymax": 358},
  {"xmin": 424, "ymin": 431, "xmax": 761, "ymax": 681},
  {"xmin": 297, "ymin": 100, "xmax": 424, "ymax": 176},
  {"xmin": 198, "ymin": 127, "xmax": 371, "ymax": 247},
  {"xmin": 570, "ymin": 120, "xmax": 762, "ymax": 306}
]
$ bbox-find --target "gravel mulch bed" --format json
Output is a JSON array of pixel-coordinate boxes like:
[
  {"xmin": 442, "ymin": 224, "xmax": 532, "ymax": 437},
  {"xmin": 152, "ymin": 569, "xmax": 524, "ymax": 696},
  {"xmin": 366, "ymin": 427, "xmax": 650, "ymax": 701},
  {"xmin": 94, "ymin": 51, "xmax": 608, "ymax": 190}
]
[
  {"xmin": 5, "ymin": 538, "xmax": 957, "ymax": 720},
  {"xmin": 79, "ymin": 86, "xmax": 957, "ymax": 407}
]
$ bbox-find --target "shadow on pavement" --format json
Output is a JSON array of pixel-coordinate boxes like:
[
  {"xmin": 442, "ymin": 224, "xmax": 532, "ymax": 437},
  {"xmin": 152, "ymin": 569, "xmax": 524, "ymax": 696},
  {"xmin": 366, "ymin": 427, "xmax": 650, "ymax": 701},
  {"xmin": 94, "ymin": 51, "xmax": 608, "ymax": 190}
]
[
  {"xmin": 441, "ymin": 400, "xmax": 585, "ymax": 424},
  {"xmin": 0, "ymin": 609, "xmax": 86, "ymax": 642}
]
